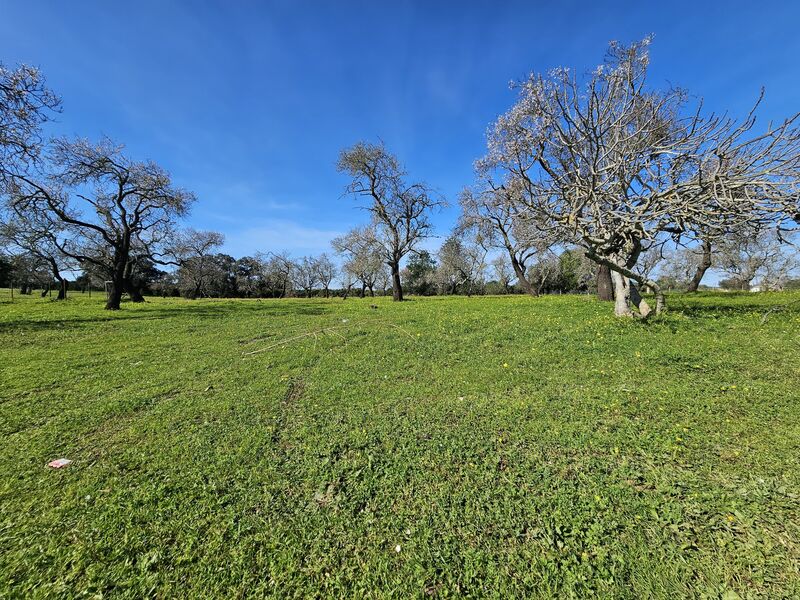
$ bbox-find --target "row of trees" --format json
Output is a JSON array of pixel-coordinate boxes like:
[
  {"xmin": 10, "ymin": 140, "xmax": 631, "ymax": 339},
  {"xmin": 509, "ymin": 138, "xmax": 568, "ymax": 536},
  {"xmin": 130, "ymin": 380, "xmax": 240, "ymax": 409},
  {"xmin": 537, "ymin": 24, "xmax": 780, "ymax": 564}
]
[
  {"xmin": 5, "ymin": 227, "xmax": 794, "ymax": 300},
  {"xmin": 402, "ymin": 246, "xmax": 596, "ymax": 296},
  {"xmin": 3, "ymin": 39, "xmax": 800, "ymax": 315}
]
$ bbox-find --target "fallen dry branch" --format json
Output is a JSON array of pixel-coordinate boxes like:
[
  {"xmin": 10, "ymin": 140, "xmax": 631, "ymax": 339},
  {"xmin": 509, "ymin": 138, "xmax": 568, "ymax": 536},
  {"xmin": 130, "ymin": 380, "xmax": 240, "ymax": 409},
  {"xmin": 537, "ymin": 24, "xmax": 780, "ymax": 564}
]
[{"xmin": 760, "ymin": 299, "xmax": 800, "ymax": 324}]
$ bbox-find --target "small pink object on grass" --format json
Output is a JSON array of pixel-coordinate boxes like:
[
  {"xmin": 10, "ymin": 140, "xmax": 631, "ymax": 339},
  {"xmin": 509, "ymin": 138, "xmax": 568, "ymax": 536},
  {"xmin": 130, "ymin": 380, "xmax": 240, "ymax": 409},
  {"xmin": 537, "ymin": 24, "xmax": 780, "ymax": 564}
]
[{"xmin": 47, "ymin": 458, "xmax": 72, "ymax": 469}]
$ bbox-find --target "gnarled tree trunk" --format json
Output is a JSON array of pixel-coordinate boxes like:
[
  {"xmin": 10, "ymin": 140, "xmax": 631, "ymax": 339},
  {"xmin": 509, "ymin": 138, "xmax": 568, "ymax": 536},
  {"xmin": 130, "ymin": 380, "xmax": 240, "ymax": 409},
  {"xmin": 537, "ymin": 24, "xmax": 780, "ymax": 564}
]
[
  {"xmin": 593, "ymin": 251, "xmax": 664, "ymax": 318},
  {"xmin": 596, "ymin": 264, "xmax": 614, "ymax": 301},
  {"xmin": 390, "ymin": 259, "xmax": 403, "ymax": 301},
  {"xmin": 106, "ymin": 258, "xmax": 126, "ymax": 310},
  {"xmin": 686, "ymin": 239, "xmax": 712, "ymax": 292},
  {"xmin": 610, "ymin": 270, "xmax": 654, "ymax": 318},
  {"xmin": 56, "ymin": 277, "xmax": 67, "ymax": 300},
  {"xmin": 123, "ymin": 263, "xmax": 145, "ymax": 302},
  {"xmin": 610, "ymin": 270, "xmax": 632, "ymax": 316},
  {"xmin": 510, "ymin": 256, "xmax": 537, "ymax": 297}
]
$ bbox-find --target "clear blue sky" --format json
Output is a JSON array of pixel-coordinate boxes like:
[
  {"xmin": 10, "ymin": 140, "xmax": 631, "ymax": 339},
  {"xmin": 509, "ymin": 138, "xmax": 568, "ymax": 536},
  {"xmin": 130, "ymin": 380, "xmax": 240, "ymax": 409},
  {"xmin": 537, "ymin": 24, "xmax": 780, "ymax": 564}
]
[{"xmin": 2, "ymin": 0, "xmax": 799, "ymax": 260}]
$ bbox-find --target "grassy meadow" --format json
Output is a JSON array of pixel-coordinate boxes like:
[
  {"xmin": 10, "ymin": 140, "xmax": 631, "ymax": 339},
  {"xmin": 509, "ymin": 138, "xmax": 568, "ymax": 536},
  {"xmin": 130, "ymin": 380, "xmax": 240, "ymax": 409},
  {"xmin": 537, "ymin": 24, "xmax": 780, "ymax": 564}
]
[{"xmin": 1, "ymin": 290, "xmax": 799, "ymax": 598}]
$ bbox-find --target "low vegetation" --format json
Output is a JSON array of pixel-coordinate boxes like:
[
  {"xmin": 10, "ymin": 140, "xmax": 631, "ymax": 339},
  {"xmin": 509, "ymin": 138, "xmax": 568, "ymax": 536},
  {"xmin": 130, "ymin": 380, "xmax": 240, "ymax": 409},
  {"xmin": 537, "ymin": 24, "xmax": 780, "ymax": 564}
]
[{"xmin": 2, "ymin": 291, "xmax": 798, "ymax": 597}]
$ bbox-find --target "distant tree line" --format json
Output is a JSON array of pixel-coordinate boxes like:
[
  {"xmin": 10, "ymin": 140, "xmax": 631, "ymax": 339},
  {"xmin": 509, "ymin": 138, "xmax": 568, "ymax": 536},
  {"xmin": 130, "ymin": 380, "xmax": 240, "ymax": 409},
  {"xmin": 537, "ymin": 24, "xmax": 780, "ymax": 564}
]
[{"xmin": 2, "ymin": 38, "xmax": 800, "ymax": 315}]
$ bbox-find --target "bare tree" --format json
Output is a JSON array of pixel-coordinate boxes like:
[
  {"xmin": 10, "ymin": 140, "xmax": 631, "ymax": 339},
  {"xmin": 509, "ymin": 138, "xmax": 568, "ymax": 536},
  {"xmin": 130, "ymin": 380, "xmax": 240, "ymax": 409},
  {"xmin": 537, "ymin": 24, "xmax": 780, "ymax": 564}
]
[
  {"xmin": 338, "ymin": 141, "xmax": 444, "ymax": 301},
  {"xmin": 0, "ymin": 63, "xmax": 60, "ymax": 181},
  {"xmin": 490, "ymin": 255, "xmax": 514, "ymax": 294},
  {"xmin": 480, "ymin": 37, "xmax": 800, "ymax": 317},
  {"xmin": 375, "ymin": 265, "xmax": 391, "ymax": 296},
  {"xmin": 339, "ymin": 268, "xmax": 356, "ymax": 300},
  {"xmin": 172, "ymin": 229, "xmax": 225, "ymax": 298},
  {"xmin": 294, "ymin": 256, "xmax": 319, "ymax": 297},
  {"xmin": 8, "ymin": 138, "xmax": 195, "ymax": 309},
  {"xmin": 634, "ymin": 243, "xmax": 667, "ymax": 291},
  {"xmin": 0, "ymin": 209, "xmax": 74, "ymax": 299},
  {"xmin": 260, "ymin": 252, "xmax": 296, "ymax": 298},
  {"xmin": 314, "ymin": 253, "xmax": 337, "ymax": 298},
  {"xmin": 717, "ymin": 229, "xmax": 797, "ymax": 290},
  {"xmin": 459, "ymin": 182, "xmax": 559, "ymax": 296},
  {"xmin": 527, "ymin": 255, "xmax": 561, "ymax": 295},
  {"xmin": 436, "ymin": 234, "xmax": 486, "ymax": 296},
  {"xmin": 331, "ymin": 225, "xmax": 384, "ymax": 297},
  {"xmin": 682, "ymin": 239, "xmax": 713, "ymax": 293},
  {"xmin": 658, "ymin": 246, "xmax": 702, "ymax": 290}
]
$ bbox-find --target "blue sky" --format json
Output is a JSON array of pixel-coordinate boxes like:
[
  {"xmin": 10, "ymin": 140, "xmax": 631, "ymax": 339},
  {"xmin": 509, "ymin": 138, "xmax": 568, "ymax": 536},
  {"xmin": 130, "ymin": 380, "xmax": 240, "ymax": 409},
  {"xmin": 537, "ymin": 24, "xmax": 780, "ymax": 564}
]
[{"xmin": 2, "ymin": 0, "xmax": 799, "ymax": 262}]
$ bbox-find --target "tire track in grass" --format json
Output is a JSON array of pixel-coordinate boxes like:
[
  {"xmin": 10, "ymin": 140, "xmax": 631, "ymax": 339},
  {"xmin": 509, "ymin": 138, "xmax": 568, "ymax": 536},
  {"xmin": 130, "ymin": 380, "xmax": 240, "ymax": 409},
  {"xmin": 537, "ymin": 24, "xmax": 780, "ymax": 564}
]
[{"xmin": 271, "ymin": 377, "xmax": 305, "ymax": 460}]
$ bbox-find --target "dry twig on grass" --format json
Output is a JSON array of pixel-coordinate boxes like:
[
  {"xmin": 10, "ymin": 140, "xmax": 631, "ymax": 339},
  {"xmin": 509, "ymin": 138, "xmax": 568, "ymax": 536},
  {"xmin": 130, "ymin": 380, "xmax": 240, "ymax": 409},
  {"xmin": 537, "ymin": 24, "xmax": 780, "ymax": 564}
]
[
  {"xmin": 242, "ymin": 318, "xmax": 416, "ymax": 356},
  {"xmin": 760, "ymin": 299, "xmax": 800, "ymax": 324}
]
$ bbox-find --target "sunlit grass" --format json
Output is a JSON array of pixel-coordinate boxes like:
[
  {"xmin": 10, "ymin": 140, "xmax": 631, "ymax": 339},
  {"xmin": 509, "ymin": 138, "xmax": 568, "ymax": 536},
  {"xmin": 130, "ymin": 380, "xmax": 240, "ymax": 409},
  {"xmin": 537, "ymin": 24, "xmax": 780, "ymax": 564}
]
[{"xmin": 1, "ymin": 291, "xmax": 799, "ymax": 597}]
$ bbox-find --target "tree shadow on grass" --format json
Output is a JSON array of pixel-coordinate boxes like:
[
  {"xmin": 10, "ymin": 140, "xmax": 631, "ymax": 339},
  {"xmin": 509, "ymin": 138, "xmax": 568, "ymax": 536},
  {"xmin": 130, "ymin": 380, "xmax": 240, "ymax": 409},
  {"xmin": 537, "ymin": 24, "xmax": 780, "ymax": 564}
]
[
  {"xmin": 666, "ymin": 293, "xmax": 799, "ymax": 319},
  {"xmin": 0, "ymin": 299, "xmax": 332, "ymax": 333}
]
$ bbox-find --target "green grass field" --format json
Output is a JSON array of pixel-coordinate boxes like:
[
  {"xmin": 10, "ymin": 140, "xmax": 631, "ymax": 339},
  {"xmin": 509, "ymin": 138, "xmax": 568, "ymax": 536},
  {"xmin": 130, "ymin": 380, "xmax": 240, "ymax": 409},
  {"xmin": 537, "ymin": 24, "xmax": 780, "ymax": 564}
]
[{"xmin": 1, "ymin": 291, "xmax": 799, "ymax": 598}]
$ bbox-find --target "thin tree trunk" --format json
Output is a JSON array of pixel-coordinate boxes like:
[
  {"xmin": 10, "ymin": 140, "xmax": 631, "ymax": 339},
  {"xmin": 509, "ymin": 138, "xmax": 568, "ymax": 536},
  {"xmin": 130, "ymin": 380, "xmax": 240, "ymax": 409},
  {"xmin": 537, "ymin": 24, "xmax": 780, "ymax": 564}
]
[{"xmin": 686, "ymin": 239, "xmax": 712, "ymax": 292}]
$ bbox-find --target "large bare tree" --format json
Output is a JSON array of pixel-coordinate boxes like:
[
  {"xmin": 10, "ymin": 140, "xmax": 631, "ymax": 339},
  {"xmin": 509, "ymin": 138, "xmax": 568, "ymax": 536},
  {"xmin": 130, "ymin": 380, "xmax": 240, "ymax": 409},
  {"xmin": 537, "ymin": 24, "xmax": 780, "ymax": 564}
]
[
  {"xmin": 480, "ymin": 37, "xmax": 800, "ymax": 317},
  {"xmin": 337, "ymin": 142, "xmax": 443, "ymax": 301},
  {"xmin": 8, "ymin": 138, "xmax": 195, "ymax": 309}
]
